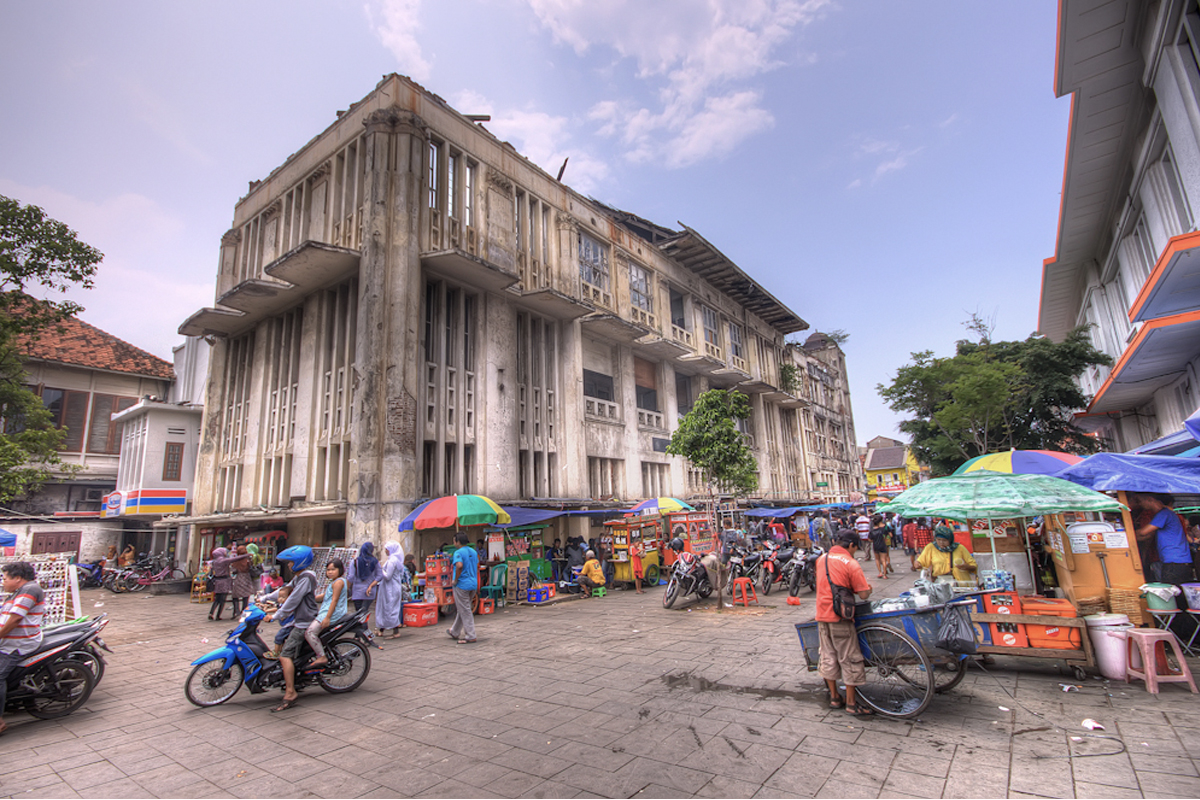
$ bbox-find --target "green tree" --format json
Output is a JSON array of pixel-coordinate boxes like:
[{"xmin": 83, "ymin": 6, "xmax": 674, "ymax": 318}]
[
  {"xmin": 878, "ymin": 321, "xmax": 1111, "ymax": 476},
  {"xmin": 0, "ymin": 195, "xmax": 102, "ymax": 502},
  {"xmin": 667, "ymin": 389, "xmax": 759, "ymax": 496}
]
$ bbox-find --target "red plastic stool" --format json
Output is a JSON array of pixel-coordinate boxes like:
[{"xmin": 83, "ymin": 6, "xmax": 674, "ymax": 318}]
[
  {"xmin": 1125, "ymin": 628, "xmax": 1197, "ymax": 694},
  {"xmin": 731, "ymin": 577, "xmax": 758, "ymax": 607}
]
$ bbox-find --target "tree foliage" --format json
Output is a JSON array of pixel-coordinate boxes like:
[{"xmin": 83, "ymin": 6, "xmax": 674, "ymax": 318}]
[
  {"xmin": 0, "ymin": 196, "xmax": 102, "ymax": 502},
  {"xmin": 877, "ymin": 320, "xmax": 1112, "ymax": 476},
  {"xmin": 667, "ymin": 389, "xmax": 759, "ymax": 495}
]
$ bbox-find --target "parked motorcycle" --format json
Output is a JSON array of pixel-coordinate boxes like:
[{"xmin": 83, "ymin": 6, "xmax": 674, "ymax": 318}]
[
  {"xmin": 662, "ymin": 548, "xmax": 713, "ymax": 609},
  {"xmin": 75, "ymin": 560, "xmax": 107, "ymax": 589},
  {"xmin": 788, "ymin": 545, "xmax": 825, "ymax": 597},
  {"xmin": 757, "ymin": 541, "xmax": 797, "ymax": 595},
  {"xmin": 185, "ymin": 603, "xmax": 372, "ymax": 707},
  {"xmin": 723, "ymin": 544, "xmax": 764, "ymax": 591},
  {"xmin": 4, "ymin": 619, "xmax": 106, "ymax": 719},
  {"xmin": 40, "ymin": 614, "xmax": 111, "ymax": 683}
]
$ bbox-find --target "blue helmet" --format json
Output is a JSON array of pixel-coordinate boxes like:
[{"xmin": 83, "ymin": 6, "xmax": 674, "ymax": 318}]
[{"xmin": 276, "ymin": 545, "xmax": 314, "ymax": 571}]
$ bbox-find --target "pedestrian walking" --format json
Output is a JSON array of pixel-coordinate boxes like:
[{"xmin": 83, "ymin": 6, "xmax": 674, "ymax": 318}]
[
  {"xmin": 854, "ymin": 513, "xmax": 871, "ymax": 561},
  {"xmin": 370, "ymin": 541, "xmax": 406, "ymax": 639},
  {"xmin": 869, "ymin": 516, "xmax": 891, "ymax": 579},
  {"xmin": 816, "ymin": 529, "xmax": 873, "ymax": 717},
  {"xmin": 229, "ymin": 545, "xmax": 254, "ymax": 617},
  {"xmin": 346, "ymin": 541, "xmax": 382, "ymax": 613},
  {"xmin": 207, "ymin": 547, "xmax": 235, "ymax": 620},
  {"xmin": 448, "ymin": 532, "xmax": 478, "ymax": 644}
]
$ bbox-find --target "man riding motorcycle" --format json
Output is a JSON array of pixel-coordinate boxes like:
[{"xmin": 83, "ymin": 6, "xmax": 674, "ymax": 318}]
[
  {"xmin": 0, "ymin": 561, "xmax": 45, "ymax": 734},
  {"xmin": 265, "ymin": 546, "xmax": 319, "ymax": 713}
]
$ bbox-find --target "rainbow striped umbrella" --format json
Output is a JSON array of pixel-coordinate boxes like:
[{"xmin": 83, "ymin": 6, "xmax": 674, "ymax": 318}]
[
  {"xmin": 630, "ymin": 497, "xmax": 694, "ymax": 514},
  {"xmin": 953, "ymin": 449, "xmax": 1084, "ymax": 476},
  {"xmin": 398, "ymin": 494, "xmax": 511, "ymax": 531}
]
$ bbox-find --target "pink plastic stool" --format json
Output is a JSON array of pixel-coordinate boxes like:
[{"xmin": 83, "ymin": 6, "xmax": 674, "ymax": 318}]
[
  {"xmin": 731, "ymin": 577, "xmax": 758, "ymax": 607},
  {"xmin": 1124, "ymin": 628, "xmax": 1198, "ymax": 694}
]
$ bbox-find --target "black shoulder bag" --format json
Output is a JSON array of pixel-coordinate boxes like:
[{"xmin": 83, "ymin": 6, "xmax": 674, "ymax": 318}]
[{"xmin": 823, "ymin": 554, "xmax": 858, "ymax": 621}]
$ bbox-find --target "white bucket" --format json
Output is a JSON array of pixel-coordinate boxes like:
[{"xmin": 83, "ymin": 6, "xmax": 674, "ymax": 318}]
[{"xmin": 1085, "ymin": 613, "xmax": 1132, "ymax": 681}]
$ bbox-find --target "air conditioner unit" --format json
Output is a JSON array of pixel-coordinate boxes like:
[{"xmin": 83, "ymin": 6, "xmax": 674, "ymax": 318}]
[{"xmin": 84, "ymin": 488, "xmax": 104, "ymax": 502}]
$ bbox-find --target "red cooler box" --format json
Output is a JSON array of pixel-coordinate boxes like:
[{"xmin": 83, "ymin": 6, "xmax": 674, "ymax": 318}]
[
  {"xmin": 983, "ymin": 591, "xmax": 1028, "ymax": 648},
  {"xmin": 403, "ymin": 602, "xmax": 439, "ymax": 627},
  {"xmin": 1021, "ymin": 596, "xmax": 1081, "ymax": 650}
]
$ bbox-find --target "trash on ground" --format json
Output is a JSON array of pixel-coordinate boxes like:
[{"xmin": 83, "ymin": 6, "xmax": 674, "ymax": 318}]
[
  {"xmin": 998, "ymin": 706, "xmax": 1010, "ymax": 711},
  {"xmin": 1081, "ymin": 718, "xmax": 1105, "ymax": 731},
  {"xmin": 1059, "ymin": 684, "xmax": 1080, "ymax": 692}
]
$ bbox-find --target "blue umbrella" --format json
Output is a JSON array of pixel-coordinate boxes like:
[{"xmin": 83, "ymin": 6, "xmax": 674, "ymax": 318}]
[{"xmin": 0, "ymin": 529, "xmax": 15, "ymax": 548}]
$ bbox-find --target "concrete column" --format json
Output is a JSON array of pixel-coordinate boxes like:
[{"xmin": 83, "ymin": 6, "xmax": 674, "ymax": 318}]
[
  {"xmin": 189, "ymin": 336, "xmax": 227, "ymax": 568},
  {"xmin": 348, "ymin": 107, "xmax": 427, "ymax": 551}
]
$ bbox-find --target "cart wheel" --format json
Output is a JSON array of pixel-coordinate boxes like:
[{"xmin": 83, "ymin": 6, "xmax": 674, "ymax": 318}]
[
  {"xmin": 852, "ymin": 623, "xmax": 935, "ymax": 719},
  {"xmin": 931, "ymin": 655, "xmax": 969, "ymax": 693},
  {"xmin": 643, "ymin": 564, "xmax": 659, "ymax": 586},
  {"xmin": 1072, "ymin": 666, "xmax": 1087, "ymax": 682}
]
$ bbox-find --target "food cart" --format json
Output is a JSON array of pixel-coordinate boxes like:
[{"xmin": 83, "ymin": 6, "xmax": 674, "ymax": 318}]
[
  {"xmin": 606, "ymin": 516, "xmax": 663, "ymax": 586},
  {"xmin": 884, "ymin": 470, "xmax": 1127, "ymax": 677},
  {"xmin": 661, "ymin": 510, "xmax": 716, "ymax": 567}
]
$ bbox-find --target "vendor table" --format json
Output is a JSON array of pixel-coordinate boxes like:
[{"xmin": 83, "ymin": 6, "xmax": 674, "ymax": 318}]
[{"xmin": 969, "ymin": 611, "xmax": 1096, "ymax": 680}]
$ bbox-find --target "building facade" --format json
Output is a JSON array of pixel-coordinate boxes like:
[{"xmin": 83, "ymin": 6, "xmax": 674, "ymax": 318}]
[
  {"xmin": 178, "ymin": 74, "xmax": 861, "ymax": 563},
  {"xmin": 2, "ymin": 312, "xmax": 175, "ymax": 562},
  {"xmin": 861, "ymin": 435, "xmax": 923, "ymax": 501},
  {"xmin": 1040, "ymin": 0, "xmax": 1200, "ymax": 450}
]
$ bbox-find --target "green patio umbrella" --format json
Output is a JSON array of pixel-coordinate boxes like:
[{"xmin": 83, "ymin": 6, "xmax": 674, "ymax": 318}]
[{"xmin": 884, "ymin": 470, "xmax": 1124, "ymax": 520}]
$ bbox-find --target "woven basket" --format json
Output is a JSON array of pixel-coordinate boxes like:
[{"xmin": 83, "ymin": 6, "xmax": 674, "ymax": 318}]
[
  {"xmin": 1107, "ymin": 587, "xmax": 1146, "ymax": 626},
  {"xmin": 1075, "ymin": 595, "xmax": 1108, "ymax": 617}
]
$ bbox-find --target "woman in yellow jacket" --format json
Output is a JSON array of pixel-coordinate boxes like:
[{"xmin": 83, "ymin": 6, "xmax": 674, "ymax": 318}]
[{"xmin": 916, "ymin": 526, "xmax": 978, "ymax": 583}]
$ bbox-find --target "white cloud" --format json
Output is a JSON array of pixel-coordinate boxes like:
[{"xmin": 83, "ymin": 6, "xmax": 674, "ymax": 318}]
[
  {"xmin": 0, "ymin": 179, "xmax": 213, "ymax": 359},
  {"xmin": 364, "ymin": 0, "xmax": 433, "ymax": 81},
  {"xmin": 874, "ymin": 147, "xmax": 923, "ymax": 178},
  {"xmin": 530, "ymin": 0, "xmax": 832, "ymax": 166},
  {"xmin": 451, "ymin": 90, "xmax": 610, "ymax": 194}
]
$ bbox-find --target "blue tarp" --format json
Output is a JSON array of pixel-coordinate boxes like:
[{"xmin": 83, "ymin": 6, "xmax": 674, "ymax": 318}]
[
  {"xmin": 492, "ymin": 507, "xmax": 630, "ymax": 529},
  {"xmin": 1054, "ymin": 452, "xmax": 1200, "ymax": 494},
  {"xmin": 1127, "ymin": 428, "xmax": 1200, "ymax": 456},
  {"xmin": 744, "ymin": 503, "xmax": 851, "ymax": 517},
  {"xmin": 0, "ymin": 529, "xmax": 14, "ymax": 547}
]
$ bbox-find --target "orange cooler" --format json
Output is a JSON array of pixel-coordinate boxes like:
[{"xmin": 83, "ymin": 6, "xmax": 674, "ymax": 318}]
[
  {"xmin": 1021, "ymin": 596, "xmax": 1081, "ymax": 650},
  {"xmin": 983, "ymin": 592, "xmax": 1028, "ymax": 648}
]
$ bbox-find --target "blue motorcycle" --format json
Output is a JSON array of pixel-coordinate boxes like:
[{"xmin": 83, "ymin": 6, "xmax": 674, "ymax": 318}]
[{"xmin": 184, "ymin": 603, "xmax": 372, "ymax": 707}]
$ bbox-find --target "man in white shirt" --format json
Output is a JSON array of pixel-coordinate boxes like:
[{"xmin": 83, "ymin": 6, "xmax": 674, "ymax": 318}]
[{"xmin": 854, "ymin": 514, "xmax": 871, "ymax": 561}]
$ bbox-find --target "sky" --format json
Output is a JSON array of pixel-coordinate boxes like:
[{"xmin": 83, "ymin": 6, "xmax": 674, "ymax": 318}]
[{"xmin": 0, "ymin": 0, "xmax": 1069, "ymax": 447}]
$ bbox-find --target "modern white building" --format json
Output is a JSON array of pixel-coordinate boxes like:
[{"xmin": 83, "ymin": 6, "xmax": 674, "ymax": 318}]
[
  {"xmin": 1040, "ymin": 0, "xmax": 1200, "ymax": 450},
  {"xmin": 175, "ymin": 74, "xmax": 862, "ymax": 564}
]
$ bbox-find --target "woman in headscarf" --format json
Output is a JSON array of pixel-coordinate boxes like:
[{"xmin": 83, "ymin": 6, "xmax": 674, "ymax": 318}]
[
  {"xmin": 207, "ymin": 547, "xmax": 235, "ymax": 620},
  {"xmin": 346, "ymin": 541, "xmax": 383, "ymax": 613},
  {"xmin": 369, "ymin": 541, "xmax": 406, "ymax": 639}
]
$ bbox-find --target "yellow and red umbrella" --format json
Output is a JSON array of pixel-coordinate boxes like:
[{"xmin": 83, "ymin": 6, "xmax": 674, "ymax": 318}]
[
  {"xmin": 399, "ymin": 494, "xmax": 511, "ymax": 531},
  {"xmin": 953, "ymin": 450, "xmax": 1083, "ymax": 476}
]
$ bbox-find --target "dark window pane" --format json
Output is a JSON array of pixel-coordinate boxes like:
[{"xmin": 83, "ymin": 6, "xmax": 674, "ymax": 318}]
[{"xmin": 582, "ymin": 369, "xmax": 614, "ymax": 401}]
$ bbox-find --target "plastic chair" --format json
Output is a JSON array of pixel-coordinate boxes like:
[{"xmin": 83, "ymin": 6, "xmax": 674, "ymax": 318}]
[
  {"xmin": 481, "ymin": 564, "xmax": 507, "ymax": 602},
  {"xmin": 1125, "ymin": 628, "xmax": 1197, "ymax": 694},
  {"xmin": 731, "ymin": 577, "xmax": 758, "ymax": 607}
]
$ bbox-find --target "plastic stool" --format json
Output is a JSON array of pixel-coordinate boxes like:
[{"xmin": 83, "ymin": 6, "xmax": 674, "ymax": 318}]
[
  {"xmin": 1125, "ymin": 628, "xmax": 1198, "ymax": 694},
  {"xmin": 731, "ymin": 577, "xmax": 758, "ymax": 607},
  {"xmin": 591, "ymin": 587, "xmax": 607, "ymax": 598}
]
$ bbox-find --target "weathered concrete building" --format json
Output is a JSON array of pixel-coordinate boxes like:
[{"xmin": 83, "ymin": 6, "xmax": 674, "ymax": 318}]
[
  {"xmin": 1041, "ymin": 0, "xmax": 1200, "ymax": 450},
  {"xmin": 178, "ymin": 74, "xmax": 860, "ymax": 562}
]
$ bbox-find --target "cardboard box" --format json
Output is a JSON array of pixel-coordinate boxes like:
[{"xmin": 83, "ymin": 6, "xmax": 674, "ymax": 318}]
[{"xmin": 403, "ymin": 602, "xmax": 439, "ymax": 627}]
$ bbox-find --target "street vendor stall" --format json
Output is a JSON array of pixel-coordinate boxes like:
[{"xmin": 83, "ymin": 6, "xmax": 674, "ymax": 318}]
[
  {"xmin": 661, "ymin": 510, "xmax": 716, "ymax": 567},
  {"xmin": 605, "ymin": 516, "xmax": 663, "ymax": 586},
  {"xmin": 884, "ymin": 469, "xmax": 1126, "ymax": 677}
]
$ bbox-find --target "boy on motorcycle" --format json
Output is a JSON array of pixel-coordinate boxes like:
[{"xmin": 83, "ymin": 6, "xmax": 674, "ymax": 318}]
[
  {"xmin": 0, "ymin": 562, "xmax": 45, "ymax": 734},
  {"xmin": 264, "ymin": 546, "xmax": 319, "ymax": 713}
]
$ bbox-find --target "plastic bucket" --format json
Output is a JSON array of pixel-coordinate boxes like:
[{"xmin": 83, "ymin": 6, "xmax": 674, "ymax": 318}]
[
  {"xmin": 1142, "ymin": 583, "xmax": 1179, "ymax": 611},
  {"xmin": 1085, "ymin": 613, "xmax": 1132, "ymax": 681},
  {"xmin": 1181, "ymin": 583, "xmax": 1200, "ymax": 611}
]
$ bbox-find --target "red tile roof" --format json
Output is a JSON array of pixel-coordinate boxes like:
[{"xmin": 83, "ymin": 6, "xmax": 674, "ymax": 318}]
[{"xmin": 16, "ymin": 312, "xmax": 174, "ymax": 380}]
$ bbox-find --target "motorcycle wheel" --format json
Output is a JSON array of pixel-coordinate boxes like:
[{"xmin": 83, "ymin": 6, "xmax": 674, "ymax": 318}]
[
  {"xmin": 760, "ymin": 566, "xmax": 773, "ymax": 595},
  {"xmin": 71, "ymin": 648, "xmax": 106, "ymax": 684},
  {"xmin": 697, "ymin": 582, "xmax": 712, "ymax": 599},
  {"xmin": 788, "ymin": 568, "xmax": 803, "ymax": 598},
  {"xmin": 318, "ymin": 639, "xmax": 371, "ymax": 694},
  {"xmin": 25, "ymin": 661, "xmax": 96, "ymax": 719},
  {"xmin": 663, "ymin": 577, "xmax": 680, "ymax": 608},
  {"xmin": 184, "ymin": 661, "xmax": 245, "ymax": 707}
]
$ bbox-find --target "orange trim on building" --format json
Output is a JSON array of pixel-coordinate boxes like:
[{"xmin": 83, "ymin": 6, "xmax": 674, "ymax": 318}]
[
  {"xmin": 1127, "ymin": 230, "xmax": 1200, "ymax": 322},
  {"xmin": 1088, "ymin": 308, "xmax": 1200, "ymax": 411}
]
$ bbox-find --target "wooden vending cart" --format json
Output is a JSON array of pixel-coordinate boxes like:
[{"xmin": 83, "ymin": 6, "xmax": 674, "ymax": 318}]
[
  {"xmin": 606, "ymin": 516, "xmax": 663, "ymax": 586},
  {"xmin": 661, "ymin": 511, "xmax": 717, "ymax": 567}
]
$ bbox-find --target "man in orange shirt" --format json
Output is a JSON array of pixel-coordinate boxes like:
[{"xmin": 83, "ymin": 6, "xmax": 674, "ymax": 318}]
[{"xmin": 816, "ymin": 530, "xmax": 873, "ymax": 716}]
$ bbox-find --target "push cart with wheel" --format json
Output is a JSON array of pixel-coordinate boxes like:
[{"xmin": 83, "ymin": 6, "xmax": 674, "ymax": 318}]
[{"xmin": 794, "ymin": 600, "xmax": 976, "ymax": 719}]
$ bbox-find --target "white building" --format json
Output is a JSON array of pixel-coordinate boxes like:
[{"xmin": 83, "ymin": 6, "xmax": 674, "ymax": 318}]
[
  {"xmin": 176, "ymin": 75, "xmax": 862, "ymax": 564},
  {"xmin": 1041, "ymin": 0, "xmax": 1200, "ymax": 450}
]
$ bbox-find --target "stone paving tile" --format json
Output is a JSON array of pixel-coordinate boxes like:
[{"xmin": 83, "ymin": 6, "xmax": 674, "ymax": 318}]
[
  {"xmin": 880, "ymin": 768, "xmax": 947, "ymax": 798},
  {"xmin": 1136, "ymin": 769, "xmax": 1200, "ymax": 797},
  {"xmin": 1074, "ymin": 780, "xmax": 1145, "ymax": 798},
  {"xmin": 76, "ymin": 777, "xmax": 158, "ymax": 799},
  {"xmin": 55, "ymin": 761, "xmax": 127, "ymax": 792},
  {"xmin": 813, "ymin": 780, "xmax": 880, "ymax": 799}
]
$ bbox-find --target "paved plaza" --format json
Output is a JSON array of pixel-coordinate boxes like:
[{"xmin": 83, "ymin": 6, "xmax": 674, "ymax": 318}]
[{"xmin": 1, "ymin": 569, "xmax": 1199, "ymax": 799}]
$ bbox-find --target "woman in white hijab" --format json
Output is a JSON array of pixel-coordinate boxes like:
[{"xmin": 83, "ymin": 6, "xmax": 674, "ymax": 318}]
[{"xmin": 370, "ymin": 540, "xmax": 406, "ymax": 639}]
